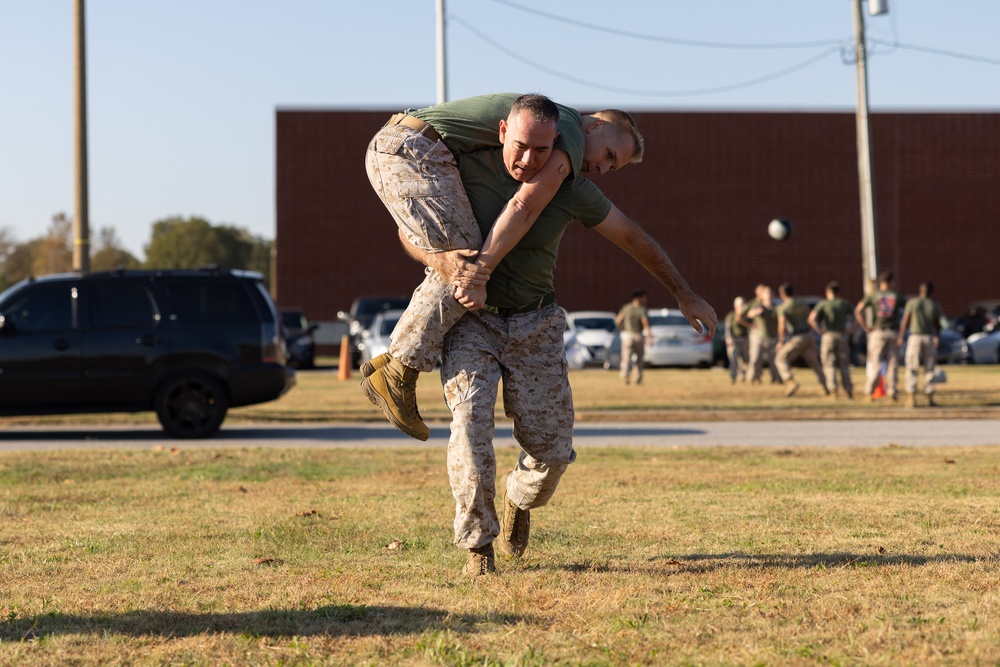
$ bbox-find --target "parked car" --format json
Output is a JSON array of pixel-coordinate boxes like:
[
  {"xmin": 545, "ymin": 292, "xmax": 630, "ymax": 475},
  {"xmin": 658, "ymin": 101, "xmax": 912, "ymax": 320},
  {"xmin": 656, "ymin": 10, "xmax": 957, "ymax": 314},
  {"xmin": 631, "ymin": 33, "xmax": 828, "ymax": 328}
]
[
  {"xmin": 967, "ymin": 322, "xmax": 1000, "ymax": 364},
  {"xmin": 566, "ymin": 310, "xmax": 618, "ymax": 367},
  {"xmin": 604, "ymin": 308, "xmax": 713, "ymax": 369},
  {"xmin": 0, "ymin": 269, "xmax": 294, "ymax": 438},
  {"xmin": 281, "ymin": 309, "xmax": 318, "ymax": 368},
  {"xmin": 338, "ymin": 295, "xmax": 409, "ymax": 367},
  {"xmin": 358, "ymin": 309, "xmax": 404, "ymax": 368}
]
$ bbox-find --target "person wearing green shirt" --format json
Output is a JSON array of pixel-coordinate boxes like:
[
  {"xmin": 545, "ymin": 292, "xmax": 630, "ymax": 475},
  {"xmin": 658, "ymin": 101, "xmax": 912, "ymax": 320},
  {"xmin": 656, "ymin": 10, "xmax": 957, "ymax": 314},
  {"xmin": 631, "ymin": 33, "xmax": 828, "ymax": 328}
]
[
  {"xmin": 741, "ymin": 284, "xmax": 781, "ymax": 385},
  {"xmin": 808, "ymin": 281, "xmax": 855, "ymax": 399},
  {"xmin": 854, "ymin": 271, "xmax": 905, "ymax": 401},
  {"xmin": 397, "ymin": 141, "xmax": 716, "ymax": 578},
  {"xmin": 775, "ymin": 282, "xmax": 828, "ymax": 397},
  {"xmin": 724, "ymin": 296, "xmax": 749, "ymax": 384},
  {"xmin": 898, "ymin": 281, "xmax": 943, "ymax": 407},
  {"xmin": 616, "ymin": 290, "xmax": 651, "ymax": 385},
  {"xmin": 363, "ymin": 93, "xmax": 645, "ymax": 440}
]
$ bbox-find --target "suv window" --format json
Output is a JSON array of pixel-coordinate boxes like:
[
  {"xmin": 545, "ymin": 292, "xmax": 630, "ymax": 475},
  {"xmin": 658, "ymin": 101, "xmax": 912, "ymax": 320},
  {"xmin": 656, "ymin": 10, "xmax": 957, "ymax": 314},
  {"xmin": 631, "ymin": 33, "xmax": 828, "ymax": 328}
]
[
  {"xmin": 90, "ymin": 282, "xmax": 159, "ymax": 330},
  {"xmin": 166, "ymin": 280, "xmax": 257, "ymax": 324},
  {"xmin": 4, "ymin": 284, "xmax": 74, "ymax": 332}
]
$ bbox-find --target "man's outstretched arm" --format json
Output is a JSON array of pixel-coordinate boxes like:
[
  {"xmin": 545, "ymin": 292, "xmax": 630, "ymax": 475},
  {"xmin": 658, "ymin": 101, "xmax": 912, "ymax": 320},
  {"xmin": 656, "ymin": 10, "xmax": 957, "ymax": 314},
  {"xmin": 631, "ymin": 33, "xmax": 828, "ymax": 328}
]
[{"xmin": 594, "ymin": 204, "xmax": 718, "ymax": 337}]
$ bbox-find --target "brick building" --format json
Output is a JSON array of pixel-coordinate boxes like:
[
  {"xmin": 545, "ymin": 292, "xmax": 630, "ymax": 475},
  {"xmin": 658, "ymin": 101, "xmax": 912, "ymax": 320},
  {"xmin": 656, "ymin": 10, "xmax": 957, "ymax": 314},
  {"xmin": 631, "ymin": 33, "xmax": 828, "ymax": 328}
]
[{"xmin": 275, "ymin": 109, "xmax": 999, "ymax": 348}]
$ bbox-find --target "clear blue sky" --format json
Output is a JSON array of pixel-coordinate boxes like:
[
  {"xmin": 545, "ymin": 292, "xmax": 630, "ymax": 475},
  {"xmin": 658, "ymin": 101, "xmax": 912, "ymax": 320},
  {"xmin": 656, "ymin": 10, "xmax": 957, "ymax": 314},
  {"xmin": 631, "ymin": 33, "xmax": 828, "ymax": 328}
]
[{"xmin": 1, "ymin": 0, "xmax": 998, "ymax": 260}]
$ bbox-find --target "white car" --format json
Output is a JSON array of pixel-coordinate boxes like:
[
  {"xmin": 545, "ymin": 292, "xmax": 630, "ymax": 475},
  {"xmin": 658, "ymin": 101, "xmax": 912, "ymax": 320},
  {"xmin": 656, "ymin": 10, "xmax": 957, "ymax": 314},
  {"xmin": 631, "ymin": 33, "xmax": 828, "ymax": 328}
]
[
  {"xmin": 566, "ymin": 310, "xmax": 618, "ymax": 367},
  {"xmin": 967, "ymin": 325, "xmax": 1000, "ymax": 364},
  {"xmin": 606, "ymin": 308, "xmax": 713, "ymax": 368},
  {"xmin": 358, "ymin": 309, "xmax": 404, "ymax": 367}
]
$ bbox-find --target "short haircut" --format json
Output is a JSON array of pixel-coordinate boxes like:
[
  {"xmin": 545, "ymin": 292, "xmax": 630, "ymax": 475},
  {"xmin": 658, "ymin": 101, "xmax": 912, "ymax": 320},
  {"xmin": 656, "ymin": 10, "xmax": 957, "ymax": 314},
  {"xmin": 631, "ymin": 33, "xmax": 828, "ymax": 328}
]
[
  {"xmin": 920, "ymin": 281, "xmax": 934, "ymax": 296},
  {"xmin": 510, "ymin": 94, "xmax": 560, "ymax": 126},
  {"xmin": 779, "ymin": 282, "xmax": 794, "ymax": 297},
  {"xmin": 877, "ymin": 270, "xmax": 894, "ymax": 285},
  {"xmin": 593, "ymin": 109, "xmax": 645, "ymax": 164},
  {"xmin": 632, "ymin": 289, "xmax": 647, "ymax": 300},
  {"xmin": 826, "ymin": 281, "xmax": 841, "ymax": 295}
]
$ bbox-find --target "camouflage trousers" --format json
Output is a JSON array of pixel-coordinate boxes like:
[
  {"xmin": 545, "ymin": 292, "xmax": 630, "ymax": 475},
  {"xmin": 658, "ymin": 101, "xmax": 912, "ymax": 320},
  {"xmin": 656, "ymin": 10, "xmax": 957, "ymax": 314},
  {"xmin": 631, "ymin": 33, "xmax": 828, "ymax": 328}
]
[
  {"xmin": 904, "ymin": 334, "xmax": 937, "ymax": 395},
  {"xmin": 619, "ymin": 332, "xmax": 646, "ymax": 383},
  {"xmin": 775, "ymin": 333, "xmax": 826, "ymax": 387},
  {"xmin": 820, "ymin": 331, "xmax": 853, "ymax": 394},
  {"xmin": 441, "ymin": 304, "xmax": 576, "ymax": 550},
  {"xmin": 365, "ymin": 121, "xmax": 483, "ymax": 372},
  {"xmin": 865, "ymin": 329, "xmax": 899, "ymax": 397},
  {"xmin": 748, "ymin": 330, "xmax": 779, "ymax": 382}
]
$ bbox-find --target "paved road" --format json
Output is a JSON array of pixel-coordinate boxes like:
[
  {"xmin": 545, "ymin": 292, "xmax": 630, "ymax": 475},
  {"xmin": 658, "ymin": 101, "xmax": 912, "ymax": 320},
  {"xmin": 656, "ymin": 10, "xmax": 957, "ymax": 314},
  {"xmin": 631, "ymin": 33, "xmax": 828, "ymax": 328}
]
[{"xmin": 0, "ymin": 420, "xmax": 996, "ymax": 451}]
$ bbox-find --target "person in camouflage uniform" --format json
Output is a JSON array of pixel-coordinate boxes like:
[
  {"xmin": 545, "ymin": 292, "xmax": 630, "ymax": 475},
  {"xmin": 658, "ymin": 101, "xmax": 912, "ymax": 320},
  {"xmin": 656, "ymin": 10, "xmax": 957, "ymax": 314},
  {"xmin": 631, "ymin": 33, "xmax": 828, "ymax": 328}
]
[
  {"xmin": 363, "ymin": 93, "xmax": 645, "ymax": 440},
  {"xmin": 616, "ymin": 290, "xmax": 651, "ymax": 384},
  {"xmin": 398, "ymin": 140, "xmax": 717, "ymax": 578},
  {"xmin": 808, "ymin": 281, "xmax": 855, "ymax": 398},
  {"xmin": 854, "ymin": 271, "xmax": 905, "ymax": 401},
  {"xmin": 724, "ymin": 296, "xmax": 749, "ymax": 384},
  {"xmin": 741, "ymin": 284, "xmax": 781, "ymax": 385},
  {"xmin": 898, "ymin": 281, "xmax": 943, "ymax": 407},
  {"xmin": 774, "ymin": 283, "xmax": 827, "ymax": 397}
]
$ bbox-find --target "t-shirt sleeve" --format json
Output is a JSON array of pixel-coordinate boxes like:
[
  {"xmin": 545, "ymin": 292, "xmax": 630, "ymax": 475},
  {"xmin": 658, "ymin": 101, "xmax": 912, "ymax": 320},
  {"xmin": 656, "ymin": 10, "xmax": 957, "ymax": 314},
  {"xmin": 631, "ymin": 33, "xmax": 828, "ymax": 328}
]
[{"xmin": 570, "ymin": 177, "xmax": 613, "ymax": 228}]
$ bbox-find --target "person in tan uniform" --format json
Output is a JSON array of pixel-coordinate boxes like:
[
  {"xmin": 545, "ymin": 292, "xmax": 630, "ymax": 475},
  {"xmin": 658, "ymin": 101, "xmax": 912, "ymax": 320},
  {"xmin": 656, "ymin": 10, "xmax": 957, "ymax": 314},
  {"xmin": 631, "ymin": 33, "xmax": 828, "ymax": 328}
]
[
  {"xmin": 854, "ymin": 271, "xmax": 905, "ymax": 401},
  {"xmin": 741, "ymin": 284, "xmax": 781, "ymax": 385},
  {"xmin": 774, "ymin": 282, "xmax": 827, "ymax": 397},
  {"xmin": 898, "ymin": 281, "xmax": 943, "ymax": 407},
  {"xmin": 616, "ymin": 290, "xmax": 651, "ymax": 384},
  {"xmin": 808, "ymin": 281, "xmax": 855, "ymax": 398}
]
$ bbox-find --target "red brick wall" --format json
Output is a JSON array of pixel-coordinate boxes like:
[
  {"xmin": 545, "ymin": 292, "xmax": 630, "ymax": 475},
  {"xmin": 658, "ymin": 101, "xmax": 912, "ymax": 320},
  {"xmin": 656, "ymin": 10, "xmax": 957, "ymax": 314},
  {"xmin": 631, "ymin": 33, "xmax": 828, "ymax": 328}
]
[{"xmin": 276, "ymin": 109, "xmax": 1000, "ymax": 327}]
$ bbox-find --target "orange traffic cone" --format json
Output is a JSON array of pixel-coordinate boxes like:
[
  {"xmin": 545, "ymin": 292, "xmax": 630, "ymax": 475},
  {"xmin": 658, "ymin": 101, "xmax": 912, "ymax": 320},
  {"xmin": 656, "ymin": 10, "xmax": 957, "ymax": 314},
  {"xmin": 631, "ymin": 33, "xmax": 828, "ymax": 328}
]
[
  {"xmin": 338, "ymin": 334, "xmax": 352, "ymax": 381},
  {"xmin": 871, "ymin": 360, "xmax": 886, "ymax": 399}
]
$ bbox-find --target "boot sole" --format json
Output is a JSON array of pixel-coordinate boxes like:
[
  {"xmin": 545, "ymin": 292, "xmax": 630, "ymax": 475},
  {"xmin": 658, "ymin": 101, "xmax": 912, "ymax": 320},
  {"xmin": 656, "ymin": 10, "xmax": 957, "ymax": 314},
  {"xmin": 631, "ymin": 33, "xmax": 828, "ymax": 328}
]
[{"xmin": 361, "ymin": 377, "xmax": 429, "ymax": 441}]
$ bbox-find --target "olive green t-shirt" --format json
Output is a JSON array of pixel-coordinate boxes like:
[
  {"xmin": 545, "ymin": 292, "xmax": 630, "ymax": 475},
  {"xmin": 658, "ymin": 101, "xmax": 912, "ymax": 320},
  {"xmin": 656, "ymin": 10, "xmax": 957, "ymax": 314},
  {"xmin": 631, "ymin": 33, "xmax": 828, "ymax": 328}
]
[
  {"xmin": 725, "ymin": 310, "xmax": 748, "ymax": 338},
  {"xmin": 812, "ymin": 297, "xmax": 852, "ymax": 333},
  {"xmin": 903, "ymin": 296, "xmax": 942, "ymax": 335},
  {"xmin": 409, "ymin": 93, "xmax": 585, "ymax": 175},
  {"xmin": 618, "ymin": 303, "xmax": 647, "ymax": 334},
  {"xmin": 457, "ymin": 148, "xmax": 611, "ymax": 308},
  {"xmin": 744, "ymin": 299, "xmax": 778, "ymax": 338},
  {"xmin": 859, "ymin": 289, "xmax": 904, "ymax": 330},
  {"xmin": 777, "ymin": 297, "xmax": 812, "ymax": 335}
]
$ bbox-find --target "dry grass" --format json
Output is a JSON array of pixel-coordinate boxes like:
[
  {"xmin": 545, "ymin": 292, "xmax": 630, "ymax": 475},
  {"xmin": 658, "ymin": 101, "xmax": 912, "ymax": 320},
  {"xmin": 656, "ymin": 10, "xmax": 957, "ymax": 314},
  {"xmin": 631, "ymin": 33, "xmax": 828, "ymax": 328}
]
[
  {"xmin": 2, "ymin": 445, "xmax": 998, "ymax": 665},
  {"xmin": 1, "ymin": 363, "xmax": 997, "ymax": 430}
]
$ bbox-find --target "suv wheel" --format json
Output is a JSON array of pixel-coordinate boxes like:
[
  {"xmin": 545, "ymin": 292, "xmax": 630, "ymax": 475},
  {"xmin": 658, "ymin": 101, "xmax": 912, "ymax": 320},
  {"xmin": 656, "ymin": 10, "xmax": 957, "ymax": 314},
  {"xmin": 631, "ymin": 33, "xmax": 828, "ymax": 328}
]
[{"xmin": 155, "ymin": 372, "xmax": 229, "ymax": 439}]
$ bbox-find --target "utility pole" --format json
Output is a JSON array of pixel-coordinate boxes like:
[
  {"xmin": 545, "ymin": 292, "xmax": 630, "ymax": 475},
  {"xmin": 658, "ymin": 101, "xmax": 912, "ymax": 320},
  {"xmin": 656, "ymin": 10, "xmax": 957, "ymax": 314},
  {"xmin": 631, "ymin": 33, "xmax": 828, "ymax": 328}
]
[
  {"xmin": 73, "ymin": 0, "xmax": 90, "ymax": 273},
  {"xmin": 852, "ymin": 0, "xmax": 887, "ymax": 295},
  {"xmin": 435, "ymin": 0, "xmax": 447, "ymax": 104}
]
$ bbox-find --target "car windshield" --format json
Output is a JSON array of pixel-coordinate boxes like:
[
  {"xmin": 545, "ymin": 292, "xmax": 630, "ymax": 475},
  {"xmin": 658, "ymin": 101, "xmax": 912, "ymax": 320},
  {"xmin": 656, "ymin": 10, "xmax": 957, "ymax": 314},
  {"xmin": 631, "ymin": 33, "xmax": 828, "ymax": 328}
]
[
  {"xmin": 282, "ymin": 312, "xmax": 307, "ymax": 329},
  {"xmin": 649, "ymin": 313, "xmax": 689, "ymax": 327},
  {"xmin": 574, "ymin": 317, "xmax": 616, "ymax": 332},
  {"xmin": 378, "ymin": 316, "xmax": 401, "ymax": 335}
]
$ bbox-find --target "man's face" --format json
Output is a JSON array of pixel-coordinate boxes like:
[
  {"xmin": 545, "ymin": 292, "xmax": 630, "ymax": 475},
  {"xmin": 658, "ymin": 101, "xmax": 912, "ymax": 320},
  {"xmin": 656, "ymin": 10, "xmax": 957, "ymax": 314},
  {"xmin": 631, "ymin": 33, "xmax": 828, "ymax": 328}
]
[
  {"xmin": 499, "ymin": 110, "xmax": 559, "ymax": 183},
  {"xmin": 581, "ymin": 119, "xmax": 635, "ymax": 176}
]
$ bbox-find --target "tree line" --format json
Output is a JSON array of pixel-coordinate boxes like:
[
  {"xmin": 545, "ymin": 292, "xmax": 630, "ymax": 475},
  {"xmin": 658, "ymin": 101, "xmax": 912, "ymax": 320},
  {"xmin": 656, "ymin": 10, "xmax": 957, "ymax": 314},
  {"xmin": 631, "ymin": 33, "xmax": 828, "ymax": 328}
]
[{"xmin": 0, "ymin": 214, "xmax": 271, "ymax": 293}]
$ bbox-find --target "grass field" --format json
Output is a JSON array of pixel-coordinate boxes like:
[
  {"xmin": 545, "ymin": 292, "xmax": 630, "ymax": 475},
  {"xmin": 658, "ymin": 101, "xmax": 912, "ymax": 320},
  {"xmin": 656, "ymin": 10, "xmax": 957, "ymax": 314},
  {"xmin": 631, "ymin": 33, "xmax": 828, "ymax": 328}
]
[
  {"xmin": 1, "ymin": 445, "xmax": 998, "ymax": 665},
  {"xmin": 1, "ymin": 364, "xmax": 998, "ymax": 664}
]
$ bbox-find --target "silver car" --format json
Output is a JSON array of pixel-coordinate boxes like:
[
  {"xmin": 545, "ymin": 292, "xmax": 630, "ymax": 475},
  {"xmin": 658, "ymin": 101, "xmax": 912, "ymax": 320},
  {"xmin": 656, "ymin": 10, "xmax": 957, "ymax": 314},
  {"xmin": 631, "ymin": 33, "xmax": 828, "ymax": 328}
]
[
  {"xmin": 605, "ymin": 308, "xmax": 713, "ymax": 369},
  {"xmin": 566, "ymin": 310, "xmax": 618, "ymax": 367}
]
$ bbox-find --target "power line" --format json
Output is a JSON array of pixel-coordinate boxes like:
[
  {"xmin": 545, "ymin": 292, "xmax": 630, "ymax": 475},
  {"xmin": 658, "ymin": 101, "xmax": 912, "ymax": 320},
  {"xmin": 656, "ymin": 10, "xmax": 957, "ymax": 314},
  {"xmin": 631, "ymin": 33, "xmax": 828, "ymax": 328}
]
[
  {"xmin": 451, "ymin": 15, "xmax": 842, "ymax": 98},
  {"xmin": 870, "ymin": 38, "xmax": 1000, "ymax": 66},
  {"xmin": 486, "ymin": 0, "xmax": 845, "ymax": 50}
]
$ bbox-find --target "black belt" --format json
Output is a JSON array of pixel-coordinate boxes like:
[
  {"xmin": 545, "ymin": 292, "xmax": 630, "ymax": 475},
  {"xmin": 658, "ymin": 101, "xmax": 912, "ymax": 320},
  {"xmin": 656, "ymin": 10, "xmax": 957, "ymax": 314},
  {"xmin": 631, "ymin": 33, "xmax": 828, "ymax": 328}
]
[
  {"xmin": 387, "ymin": 113, "xmax": 442, "ymax": 144},
  {"xmin": 481, "ymin": 293, "xmax": 555, "ymax": 318}
]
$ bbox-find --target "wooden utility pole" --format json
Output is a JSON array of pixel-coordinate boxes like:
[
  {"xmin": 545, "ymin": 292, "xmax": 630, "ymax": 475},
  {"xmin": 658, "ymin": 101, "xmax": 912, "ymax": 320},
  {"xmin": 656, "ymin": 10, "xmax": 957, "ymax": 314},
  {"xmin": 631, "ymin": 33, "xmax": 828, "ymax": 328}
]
[{"xmin": 73, "ymin": 0, "xmax": 91, "ymax": 272}]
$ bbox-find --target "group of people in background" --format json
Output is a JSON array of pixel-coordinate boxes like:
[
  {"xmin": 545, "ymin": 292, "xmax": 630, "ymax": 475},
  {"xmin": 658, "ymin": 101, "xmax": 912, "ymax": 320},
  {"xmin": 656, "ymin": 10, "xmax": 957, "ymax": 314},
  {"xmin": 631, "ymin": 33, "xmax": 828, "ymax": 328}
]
[{"xmin": 723, "ymin": 271, "xmax": 944, "ymax": 407}]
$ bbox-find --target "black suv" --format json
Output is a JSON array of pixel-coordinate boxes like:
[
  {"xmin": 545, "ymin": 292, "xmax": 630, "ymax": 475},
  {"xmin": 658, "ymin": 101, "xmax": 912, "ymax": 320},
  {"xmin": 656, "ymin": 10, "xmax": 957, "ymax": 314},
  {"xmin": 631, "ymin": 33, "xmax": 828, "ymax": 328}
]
[{"xmin": 0, "ymin": 268, "xmax": 294, "ymax": 438}]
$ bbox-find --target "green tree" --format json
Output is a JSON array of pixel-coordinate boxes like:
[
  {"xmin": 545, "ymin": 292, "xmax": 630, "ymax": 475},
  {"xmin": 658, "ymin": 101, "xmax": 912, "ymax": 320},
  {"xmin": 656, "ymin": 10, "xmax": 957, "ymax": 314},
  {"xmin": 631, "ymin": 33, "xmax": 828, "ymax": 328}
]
[
  {"xmin": 31, "ymin": 213, "xmax": 73, "ymax": 277},
  {"xmin": 143, "ymin": 216, "xmax": 271, "ymax": 283}
]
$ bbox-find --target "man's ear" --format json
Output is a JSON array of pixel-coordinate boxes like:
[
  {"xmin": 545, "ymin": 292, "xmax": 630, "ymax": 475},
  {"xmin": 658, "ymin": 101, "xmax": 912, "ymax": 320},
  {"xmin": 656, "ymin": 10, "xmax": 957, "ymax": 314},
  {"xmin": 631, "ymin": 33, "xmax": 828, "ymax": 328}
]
[
  {"xmin": 499, "ymin": 118, "xmax": 508, "ymax": 142},
  {"xmin": 585, "ymin": 118, "xmax": 605, "ymax": 134}
]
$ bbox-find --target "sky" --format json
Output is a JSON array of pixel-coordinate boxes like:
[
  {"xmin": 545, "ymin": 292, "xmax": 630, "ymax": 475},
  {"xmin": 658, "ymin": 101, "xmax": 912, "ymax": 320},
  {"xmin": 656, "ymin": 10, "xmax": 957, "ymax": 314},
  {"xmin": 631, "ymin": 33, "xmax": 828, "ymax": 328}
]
[{"xmin": 1, "ymin": 0, "xmax": 998, "ymax": 261}]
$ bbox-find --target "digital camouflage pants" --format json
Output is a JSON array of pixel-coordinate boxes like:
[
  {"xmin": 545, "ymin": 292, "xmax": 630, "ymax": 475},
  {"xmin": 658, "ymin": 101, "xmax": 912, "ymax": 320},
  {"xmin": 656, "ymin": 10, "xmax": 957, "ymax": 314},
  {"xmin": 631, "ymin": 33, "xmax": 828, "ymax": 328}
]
[
  {"xmin": 365, "ymin": 121, "xmax": 482, "ymax": 372},
  {"xmin": 441, "ymin": 304, "xmax": 576, "ymax": 550},
  {"xmin": 865, "ymin": 329, "xmax": 899, "ymax": 397}
]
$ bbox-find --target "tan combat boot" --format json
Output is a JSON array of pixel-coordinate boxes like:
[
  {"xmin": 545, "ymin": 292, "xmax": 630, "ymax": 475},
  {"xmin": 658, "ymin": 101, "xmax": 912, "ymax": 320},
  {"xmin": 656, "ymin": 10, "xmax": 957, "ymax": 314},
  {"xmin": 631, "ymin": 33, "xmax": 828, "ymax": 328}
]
[
  {"xmin": 361, "ymin": 355, "xmax": 429, "ymax": 441},
  {"xmin": 462, "ymin": 543, "xmax": 496, "ymax": 578},
  {"xmin": 360, "ymin": 352, "xmax": 391, "ymax": 378},
  {"xmin": 907, "ymin": 393, "xmax": 917, "ymax": 408},
  {"xmin": 497, "ymin": 473, "xmax": 530, "ymax": 558}
]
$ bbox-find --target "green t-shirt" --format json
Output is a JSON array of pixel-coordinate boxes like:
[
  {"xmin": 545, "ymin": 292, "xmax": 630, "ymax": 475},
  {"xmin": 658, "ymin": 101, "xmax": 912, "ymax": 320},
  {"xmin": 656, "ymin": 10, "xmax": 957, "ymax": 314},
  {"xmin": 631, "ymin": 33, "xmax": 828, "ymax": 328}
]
[
  {"xmin": 618, "ymin": 303, "xmax": 647, "ymax": 334},
  {"xmin": 812, "ymin": 297, "xmax": 852, "ymax": 333},
  {"xmin": 725, "ymin": 310, "xmax": 748, "ymax": 338},
  {"xmin": 903, "ymin": 297, "xmax": 942, "ymax": 335},
  {"xmin": 409, "ymin": 93, "xmax": 585, "ymax": 176},
  {"xmin": 457, "ymin": 148, "xmax": 611, "ymax": 308},
  {"xmin": 777, "ymin": 297, "xmax": 812, "ymax": 334},
  {"xmin": 744, "ymin": 299, "xmax": 778, "ymax": 338},
  {"xmin": 859, "ymin": 289, "xmax": 904, "ymax": 330}
]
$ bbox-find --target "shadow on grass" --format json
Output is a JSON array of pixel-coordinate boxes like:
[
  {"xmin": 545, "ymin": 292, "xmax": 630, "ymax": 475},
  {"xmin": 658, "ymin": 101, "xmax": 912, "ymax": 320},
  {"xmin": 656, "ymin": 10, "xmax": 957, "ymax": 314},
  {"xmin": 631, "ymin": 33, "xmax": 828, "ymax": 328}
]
[
  {"xmin": 1, "ymin": 604, "xmax": 530, "ymax": 641},
  {"xmin": 556, "ymin": 551, "xmax": 994, "ymax": 574}
]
